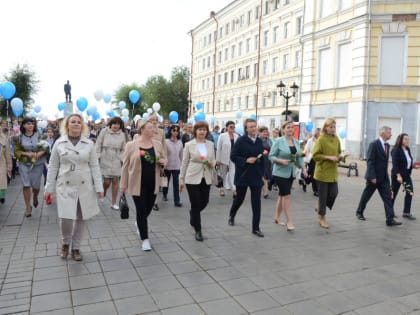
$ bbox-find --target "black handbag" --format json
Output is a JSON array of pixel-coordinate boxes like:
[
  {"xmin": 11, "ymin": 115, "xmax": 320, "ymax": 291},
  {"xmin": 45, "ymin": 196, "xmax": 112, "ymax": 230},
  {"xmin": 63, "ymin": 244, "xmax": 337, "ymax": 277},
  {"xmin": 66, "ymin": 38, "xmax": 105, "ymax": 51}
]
[
  {"xmin": 214, "ymin": 165, "xmax": 223, "ymax": 188},
  {"xmin": 119, "ymin": 193, "xmax": 129, "ymax": 219}
]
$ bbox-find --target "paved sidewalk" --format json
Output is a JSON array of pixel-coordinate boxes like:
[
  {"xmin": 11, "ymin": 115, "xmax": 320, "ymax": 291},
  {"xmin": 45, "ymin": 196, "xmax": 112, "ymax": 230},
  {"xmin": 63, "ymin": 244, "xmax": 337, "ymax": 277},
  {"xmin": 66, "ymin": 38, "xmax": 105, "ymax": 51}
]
[{"xmin": 1, "ymin": 159, "xmax": 420, "ymax": 314}]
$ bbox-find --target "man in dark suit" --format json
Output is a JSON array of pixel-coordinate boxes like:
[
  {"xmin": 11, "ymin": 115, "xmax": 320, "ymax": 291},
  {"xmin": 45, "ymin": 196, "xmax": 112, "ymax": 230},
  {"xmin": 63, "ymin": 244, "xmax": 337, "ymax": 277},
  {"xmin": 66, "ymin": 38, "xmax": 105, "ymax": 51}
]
[
  {"xmin": 228, "ymin": 118, "xmax": 265, "ymax": 237},
  {"xmin": 356, "ymin": 126, "xmax": 402, "ymax": 226}
]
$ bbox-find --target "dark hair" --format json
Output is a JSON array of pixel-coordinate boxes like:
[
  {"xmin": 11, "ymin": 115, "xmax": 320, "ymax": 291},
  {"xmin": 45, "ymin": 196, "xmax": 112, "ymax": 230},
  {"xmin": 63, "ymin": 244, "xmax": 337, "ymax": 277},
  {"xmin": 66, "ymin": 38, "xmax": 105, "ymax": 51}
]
[
  {"xmin": 225, "ymin": 120, "xmax": 235, "ymax": 128},
  {"xmin": 20, "ymin": 117, "xmax": 37, "ymax": 134},
  {"xmin": 107, "ymin": 117, "xmax": 125, "ymax": 132},
  {"xmin": 193, "ymin": 121, "xmax": 209, "ymax": 138},
  {"xmin": 165, "ymin": 124, "xmax": 181, "ymax": 140},
  {"xmin": 259, "ymin": 126, "xmax": 268, "ymax": 133},
  {"xmin": 243, "ymin": 118, "xmax": 256, "ymax": 135},
  {"xmin": 394, "ymin": 133, "xmax": 409, "ymax": 148}
]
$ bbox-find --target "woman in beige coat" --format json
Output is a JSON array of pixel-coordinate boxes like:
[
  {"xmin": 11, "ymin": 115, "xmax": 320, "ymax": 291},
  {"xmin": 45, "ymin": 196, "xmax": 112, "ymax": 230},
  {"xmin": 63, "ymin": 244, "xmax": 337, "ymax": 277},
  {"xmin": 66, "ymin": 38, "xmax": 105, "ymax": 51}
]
[
  {"xmin": 96, "ymin": 117, "xmax": 127, "ymax": 210},
  {"xmin": 44, "ymin": 114, "xmax": 104, "ymax": 261},
  {"xmin": 120, "ymin": 120, "xmax": 167, "ymax": 251},
  {"xmin": 0, "ymin": 131, "xmax": 12, "ymax": 203},
  {"xmin": 179, "ymin": 121, "xmax": 216, "ymax": 242}
]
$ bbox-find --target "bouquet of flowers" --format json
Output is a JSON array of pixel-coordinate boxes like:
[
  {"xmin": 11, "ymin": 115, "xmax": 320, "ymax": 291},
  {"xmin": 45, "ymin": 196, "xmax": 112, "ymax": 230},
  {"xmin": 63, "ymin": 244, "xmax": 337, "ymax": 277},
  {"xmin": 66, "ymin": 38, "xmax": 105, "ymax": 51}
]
[
  {"xmin": 139, "ymin": 149, "xmax": 155, "ymax": 164},
  {"xmin": 199, "ymin": 156, "xmax": 210, "ymax": 170},
  {"xmin": 402, "ymin": 182, "xmax": 414, "ymax": 196}
]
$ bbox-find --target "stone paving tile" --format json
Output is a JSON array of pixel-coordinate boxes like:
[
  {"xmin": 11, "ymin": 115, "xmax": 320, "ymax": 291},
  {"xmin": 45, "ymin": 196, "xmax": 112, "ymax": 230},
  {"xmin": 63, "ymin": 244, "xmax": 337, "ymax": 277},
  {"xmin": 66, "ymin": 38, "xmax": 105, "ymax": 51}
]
[
  {"xmin": 104, "ymin": 268, "xmax": 140, "ymax": 285},
  {"xmin": 108, "ymin": 281, "xmax": 148, "ymax": 300},
  {"xmin": 32, "ymin": 309, "xmax": 73, "ymax": 315},
  {"xmin": 175, "ymin": 271, "xmax": 215, "ymax": 288},
  {"xmin": 73, "ymin": 301, "xmax": 118, "ymax": 315},
  {"xmin": 114, "ymin": 294, "xmax": 158, "ymax": 314},
  {"xmin": 186, "ymin": 283, "xmax": 229, "ymax": 303},
  {"xmin": 199, "ymin": 297, "xmax": 247, "ymax": 315},
  {"xmin": 32, "ymin": 278, "xmax": 70, "ymax": 296},
  {"xmin": 33, "ymin": 265, "xmax": 67, "ymax": 281},
  {"xmin": 136, "ymin": 263, "xmax": 172, "ymax": 280},
  {"xmin": 71, "ymin": 286, "xmax": 111, "ymax": 306},
  {"xmin": 160, "ymin": 304, "xmax": 205, "ymax": 315},
  {"xmin": 0, "ymin": 304, "xmax": 29, "ymax": 315},
  {"xmin": 284, "ymin": 299, "xmax": 335, "ymax": 315},
  {"xmin": 151, "ymin": 287, "xmax": 194, "ymax": 309},
  {"xmin": 69, "ymin": 273, "xmax": 106, "ymax": 290},
  {"xmin": 30, "ymin": 292, "xmax": 72, "ymax": 313},
  {"xmin": 143, "ymin": 275, "xmax": 183, "ymax": 294},
  {"xmin": 166, "ymin": 260, "xmax": 202, "ymax": 275},
  {"xmin": 234, "ymin": 291, "xmax": 280, "ymax": 313},
  {"xmin": 220, "ymin": 277, "xmax": 260, "ymax": 296},
  {"xmin": 207, "ymin": 266, "xmax": 245, "ymax": 282}
]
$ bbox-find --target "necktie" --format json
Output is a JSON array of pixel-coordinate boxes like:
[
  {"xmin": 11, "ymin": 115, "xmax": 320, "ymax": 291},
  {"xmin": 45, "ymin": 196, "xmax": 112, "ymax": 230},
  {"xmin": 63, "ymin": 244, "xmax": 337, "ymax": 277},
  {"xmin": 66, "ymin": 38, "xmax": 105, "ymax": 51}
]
[{"xmin": 384, "ymin": 143, "xmax": 389, "ymax": 156}]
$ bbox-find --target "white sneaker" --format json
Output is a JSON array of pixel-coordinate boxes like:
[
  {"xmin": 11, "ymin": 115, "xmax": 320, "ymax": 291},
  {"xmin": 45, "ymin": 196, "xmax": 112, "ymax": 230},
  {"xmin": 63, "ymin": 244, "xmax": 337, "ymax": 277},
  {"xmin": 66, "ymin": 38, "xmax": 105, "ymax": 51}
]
[
  {"xmin": 142, "ymin": 239, "xmax": 151, "ymax": 251},
  {"xmin": 135, "ymin": 222, "xmax": 140, "ymax": 237},
  {"xmin": 111, "ymin": 204, "xmax": 119, "ymax": 211}
]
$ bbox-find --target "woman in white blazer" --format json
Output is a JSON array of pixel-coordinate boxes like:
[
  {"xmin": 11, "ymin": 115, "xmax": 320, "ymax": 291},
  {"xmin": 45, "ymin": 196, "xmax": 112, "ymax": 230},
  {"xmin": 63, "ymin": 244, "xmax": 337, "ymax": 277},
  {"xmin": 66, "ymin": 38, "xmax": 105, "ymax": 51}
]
[
  {"xmin": 44, "ymin": 114, "xmax": 104, "ymax": 262},
  {"xmin": 216, "ymin": 121, "xmax": 238, "ymax": 197},
  {"xmin": 180, "ymin": 121, "xmax": 215, "ymax": 241}
]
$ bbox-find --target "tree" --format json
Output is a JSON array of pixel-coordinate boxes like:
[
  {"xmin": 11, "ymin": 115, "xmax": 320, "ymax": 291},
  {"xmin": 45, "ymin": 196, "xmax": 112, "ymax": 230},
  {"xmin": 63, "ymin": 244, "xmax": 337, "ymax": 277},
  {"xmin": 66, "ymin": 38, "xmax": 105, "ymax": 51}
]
[
  {"xmin": 168, "ymin": 66, "xmax": 190, "ymax": 122},
  {"xmin": 113, "ymin": 83, "xmax": 145, "ymax": 118},
  {"xmin": 0, "ymin": 64, "xmax": 39, "ymax": 119}
]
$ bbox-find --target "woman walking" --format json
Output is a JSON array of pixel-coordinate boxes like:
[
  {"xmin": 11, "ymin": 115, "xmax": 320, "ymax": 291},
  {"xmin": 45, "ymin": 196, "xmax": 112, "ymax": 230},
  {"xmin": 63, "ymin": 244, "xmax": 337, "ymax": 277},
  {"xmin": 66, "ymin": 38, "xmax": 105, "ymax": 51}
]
[
  {"xmin": 44, "ymin": 114, "xmax": 103, "ymax": 261},
  {"xmin": 269, "ymin": 121, "xmax": 306, "ymax": 230},
  {"xmin": 0, "ymin": 129, "xmax": 12, "ymax": 204},
  {"xmin": 180, "ymin": 121, "xmax": 215, "ymax": 241},
  {"xmin": 120, "ymin": 120, "xmax": 166, "ymax": 251}
]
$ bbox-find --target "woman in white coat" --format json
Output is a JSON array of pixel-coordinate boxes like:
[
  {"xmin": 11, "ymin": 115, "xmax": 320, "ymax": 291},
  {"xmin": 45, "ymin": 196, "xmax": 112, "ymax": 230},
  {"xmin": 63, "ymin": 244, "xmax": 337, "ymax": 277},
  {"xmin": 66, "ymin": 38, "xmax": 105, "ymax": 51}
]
[
  {"xmin": 44, "ymin": 114, "xmax": 103, "ymax": 261},
  {"xmin": 216, "ymin": 121, "xmax": 238, "ymax": 197}
]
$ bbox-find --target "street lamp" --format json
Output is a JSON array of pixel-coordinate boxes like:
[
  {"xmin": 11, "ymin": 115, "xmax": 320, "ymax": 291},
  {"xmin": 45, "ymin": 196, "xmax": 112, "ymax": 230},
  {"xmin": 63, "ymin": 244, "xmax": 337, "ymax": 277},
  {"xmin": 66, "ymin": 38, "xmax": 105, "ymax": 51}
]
[{"xmin": 276, "ymin": 80, "xmax": 299, "ymax": 121}]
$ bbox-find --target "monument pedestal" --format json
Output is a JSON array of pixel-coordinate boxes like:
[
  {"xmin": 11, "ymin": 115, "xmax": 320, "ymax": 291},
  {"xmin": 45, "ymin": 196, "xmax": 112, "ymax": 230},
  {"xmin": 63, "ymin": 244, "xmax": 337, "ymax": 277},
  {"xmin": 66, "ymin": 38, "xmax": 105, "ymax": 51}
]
[{"xmin": 64, "ymin": 101, "xmax": 74, "ymax": 116}]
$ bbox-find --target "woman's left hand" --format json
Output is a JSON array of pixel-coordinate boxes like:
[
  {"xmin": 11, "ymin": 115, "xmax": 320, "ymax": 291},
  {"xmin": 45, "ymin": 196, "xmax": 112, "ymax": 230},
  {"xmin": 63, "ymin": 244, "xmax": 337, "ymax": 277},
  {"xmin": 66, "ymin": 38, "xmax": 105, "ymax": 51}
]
[{"xmin": 158, "ymin": 158, "xmax": 165, "ymax": 166}]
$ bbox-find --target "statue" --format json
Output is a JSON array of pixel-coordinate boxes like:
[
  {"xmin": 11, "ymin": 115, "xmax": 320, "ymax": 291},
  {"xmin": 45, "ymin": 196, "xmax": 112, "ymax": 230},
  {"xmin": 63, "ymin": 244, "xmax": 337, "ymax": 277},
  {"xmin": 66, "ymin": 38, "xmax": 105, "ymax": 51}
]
[{"xmin": 64, "ymin": 80, "xmax": 72, "ymax": 102}]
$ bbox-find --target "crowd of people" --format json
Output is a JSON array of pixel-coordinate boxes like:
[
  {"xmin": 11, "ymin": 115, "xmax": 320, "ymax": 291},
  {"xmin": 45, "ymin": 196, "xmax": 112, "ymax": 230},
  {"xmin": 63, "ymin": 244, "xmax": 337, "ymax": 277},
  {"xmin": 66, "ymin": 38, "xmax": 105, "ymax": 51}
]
[{"xmin": 0, "ymin": 114, "xmax": 415, "ymax": 261}]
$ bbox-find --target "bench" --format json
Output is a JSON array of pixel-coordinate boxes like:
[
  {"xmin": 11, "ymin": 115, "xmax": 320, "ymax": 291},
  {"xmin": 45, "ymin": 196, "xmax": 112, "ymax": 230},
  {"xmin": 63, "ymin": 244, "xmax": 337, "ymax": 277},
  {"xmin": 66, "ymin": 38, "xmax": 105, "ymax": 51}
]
[{"xmin": 338, "ymin": 162, "xmax": 359, "ymax": 177}]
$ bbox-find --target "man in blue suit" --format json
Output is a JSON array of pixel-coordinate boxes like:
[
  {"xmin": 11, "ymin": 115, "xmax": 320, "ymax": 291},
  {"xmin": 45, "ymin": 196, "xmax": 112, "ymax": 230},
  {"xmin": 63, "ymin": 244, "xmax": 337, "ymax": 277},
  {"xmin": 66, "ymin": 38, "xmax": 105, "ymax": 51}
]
[
  {"xmin": 356, "ymin": 126, "xmax": 402, "ymax": 226},
  {"xmin": 229, "ymin": 118, "xmax": 265, "ymax": 237}
]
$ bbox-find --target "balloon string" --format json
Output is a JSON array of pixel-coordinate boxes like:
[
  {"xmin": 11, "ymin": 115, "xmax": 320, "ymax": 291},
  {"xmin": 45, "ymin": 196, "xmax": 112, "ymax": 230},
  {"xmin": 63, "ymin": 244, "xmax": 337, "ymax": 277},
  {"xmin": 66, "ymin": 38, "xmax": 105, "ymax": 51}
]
[{"xmin": 6, "ymin": 99, "xmax": 9, "ymax": 120}]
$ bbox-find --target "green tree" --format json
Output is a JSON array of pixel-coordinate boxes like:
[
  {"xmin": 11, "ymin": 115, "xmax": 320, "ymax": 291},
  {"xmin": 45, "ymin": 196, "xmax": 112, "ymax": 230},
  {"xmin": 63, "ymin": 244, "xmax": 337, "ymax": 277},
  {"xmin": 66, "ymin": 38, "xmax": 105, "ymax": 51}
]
[
  {"xmin": 113, "ymin": 83, "xmax": 144, "ymax": 118},
  {"xmin": 168, "ymin": 66, "xmax": 190, "ymax": 122},
  {"xmin": 0, "ymin": 64, "xmax": 39, "ymax": 119}
]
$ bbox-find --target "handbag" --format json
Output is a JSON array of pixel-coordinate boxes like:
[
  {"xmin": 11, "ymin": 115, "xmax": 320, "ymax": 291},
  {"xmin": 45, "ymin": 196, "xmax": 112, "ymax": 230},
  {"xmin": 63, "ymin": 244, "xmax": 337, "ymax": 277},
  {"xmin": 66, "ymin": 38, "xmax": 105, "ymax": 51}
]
[
  {"xmin": 213, "ymin": 165, "xmax": 223, "ymax": 188},
  {"xmin": 119, "ymin": 193, "xmax": 129, "ymax": 219},
  {"xmin": 160, "ymin": 169, "xmax": 168, "ymax": 188}
]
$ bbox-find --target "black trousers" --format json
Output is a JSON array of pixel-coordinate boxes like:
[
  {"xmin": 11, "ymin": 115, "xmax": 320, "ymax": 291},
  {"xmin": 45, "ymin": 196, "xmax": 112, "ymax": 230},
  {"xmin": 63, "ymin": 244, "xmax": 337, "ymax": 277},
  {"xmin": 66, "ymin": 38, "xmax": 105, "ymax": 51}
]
[
  {"xmin": 229, "ymin": 185, "xmax": 262, "ymax": 231},
  {"xmin": 356, "ymin": 180, "xmax": 395, "ymax": 222},
  {"xmin": 317, "ymin": 182, "xmax": 338, "ymax": 216},
  {"xmin": 133, "ymin": 183, "xmax": 157, "ymax": 240},
  {"xmin": 391, "ymin": 175, "xmax": 413, "ymax": 214},
  {"xmin": 307, "ymin": 159, "xmax": 318, "ymax": 193},
  {"xmin": 186, "ymin": 178, "xmax": 210, "ymax": 232}
]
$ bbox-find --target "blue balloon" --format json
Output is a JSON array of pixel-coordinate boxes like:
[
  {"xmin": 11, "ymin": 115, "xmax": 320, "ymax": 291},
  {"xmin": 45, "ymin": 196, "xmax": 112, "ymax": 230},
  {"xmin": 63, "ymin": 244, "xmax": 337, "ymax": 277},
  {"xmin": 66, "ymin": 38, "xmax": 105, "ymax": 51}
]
[
  {"xmin": 11, "ymin": 97, "xmax": 23, "ymax": 117},
  {"xmin": 58, "ymin": 102, "xmax": 65, "ymax": 111},
  {"xmin": 64, "ymin": 111, "xmax": 71, "ymax": 117},
  {"xmin": 194, "ymin": 111, "xmax": 206, "ymax": 122},
  {"xmin": 92, "ymin": 112, "xmax": 100, "ymax": 121},
  {"xmin": 306, "ymin": 122, "xmax": 313, "ymax": 132},
  {"xmin": 142, "ymin": 113, "xmax": 149, "ymax": 120},
  {"xmin": 76, "ymin": 97, "xmax": 88, "ymax": 111},
  {"xmin": 34, "ymin": 105, "xmax": 42, "ymax": 113},
  {"xmin": 27, "ymin": 111, "xmax": 37, "ymax": 118},
  {"xmin": 129, "ymin": 90, "xmax": 140, "ymax": 104},
  {"xmin": 122, "ymin": 116, "xmax": 129, "ymax": 123},
  {"xmin": 235, "ymin": 124, "xmax": 244, "ymax": 135},
  {"xmin": 235, "ymin": 111, "xmax": 243, "ymax": 119},
  {"xmin": 248, "ymin": 113, "xmax": 256, "ymax": 120},
  {"xmin": 195, "ymin": 102, "xmax": 203, "ymax": 110},
  {"xmin": 106, "ymin": 109, "xmax": 115, "ymax": 117},
  {"xmin": 339, "ymin": 129, "xmax": 347, "ymax": 139},
  {"xmin": 0, "ymin": 81, "xmax": 16, "ymax": 100},
  {"xmin": 103, "ymin": 93, "xmax": 112, "ymax": 104},
  {"xmin": 169, "ymin": 111, "xmax": 179, "ymax": 124},
  {"xmin": 86, "ymin": 105, "xmax": 97, "ymax": 116},
  {"xmin": 118, "ymin": 101, "xmax": 126, "ymax": 110}
]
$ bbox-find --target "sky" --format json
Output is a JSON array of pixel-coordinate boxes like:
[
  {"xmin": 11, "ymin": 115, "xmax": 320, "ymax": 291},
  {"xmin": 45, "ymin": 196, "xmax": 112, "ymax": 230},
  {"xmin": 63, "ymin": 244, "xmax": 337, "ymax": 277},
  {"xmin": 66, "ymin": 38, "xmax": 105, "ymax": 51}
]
[{"xmin": 0, "ymin": 0, "xmax": 229, "ymax": 119}]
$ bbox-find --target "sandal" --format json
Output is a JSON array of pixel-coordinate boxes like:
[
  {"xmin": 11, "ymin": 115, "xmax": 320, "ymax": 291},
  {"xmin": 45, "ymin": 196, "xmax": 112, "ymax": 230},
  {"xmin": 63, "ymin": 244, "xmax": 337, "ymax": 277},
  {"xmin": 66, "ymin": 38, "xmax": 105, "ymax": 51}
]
[
  {"xmin": 274, "ymin": 219, "xmax": 286, "ymax": 226},
  {"xmin": 25, "ymin": 207, "xmax": 32, "ymax": 217}
]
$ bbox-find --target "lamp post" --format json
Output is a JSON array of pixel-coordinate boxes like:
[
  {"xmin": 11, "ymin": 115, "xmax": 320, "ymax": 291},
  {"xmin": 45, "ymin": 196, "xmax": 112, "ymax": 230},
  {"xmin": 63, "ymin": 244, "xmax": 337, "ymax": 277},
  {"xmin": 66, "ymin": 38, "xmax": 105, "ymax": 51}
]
[{"xmin": 276, "ymin": 80, "xmax": 299, "ymax": 121}]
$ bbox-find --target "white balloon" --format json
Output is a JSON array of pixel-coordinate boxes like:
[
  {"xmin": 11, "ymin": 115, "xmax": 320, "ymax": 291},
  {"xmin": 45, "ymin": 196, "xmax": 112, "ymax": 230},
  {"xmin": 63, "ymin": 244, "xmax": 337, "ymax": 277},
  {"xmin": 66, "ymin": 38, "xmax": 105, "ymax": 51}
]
[
  {"xmin": 147, "ymin": 108, "xmax": 153, "ymax": 114},
  {"xmin": 94, "ymin": 89, "xmax": 104, "ymax": 101},
  {"xmin": 121, "ymin": 109, "xmax": 129, "ymax": 117},
  {"xmin": 152, "ymin": 102, "xmax": 161, "ymax": 112}
]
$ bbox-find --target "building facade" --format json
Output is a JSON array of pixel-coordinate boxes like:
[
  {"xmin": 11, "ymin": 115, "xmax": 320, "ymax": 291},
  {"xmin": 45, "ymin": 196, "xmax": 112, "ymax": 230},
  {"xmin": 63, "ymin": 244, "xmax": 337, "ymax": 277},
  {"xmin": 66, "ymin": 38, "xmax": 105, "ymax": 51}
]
[{"xmin": 189, "ymin": 0, "xmax": 420, "ymax": 159}]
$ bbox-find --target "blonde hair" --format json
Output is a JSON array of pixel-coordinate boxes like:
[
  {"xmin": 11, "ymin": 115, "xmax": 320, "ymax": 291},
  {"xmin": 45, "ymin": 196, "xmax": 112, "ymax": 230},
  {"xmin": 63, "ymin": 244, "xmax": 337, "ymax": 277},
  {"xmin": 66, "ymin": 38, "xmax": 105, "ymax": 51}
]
[
  {"xmin": 60, "ymin": 114, "xmax": 88, "ymax": 136},
  {"xmin": 320, "ymin": 118, "xmax": 336, "ymax": 135},
  {"xmin": 281, "ymin": 120, "xmax": 294, "ymax": 130},
  {"xmin": 137, "ymin": 120, "xmax": 153, "ymax": 135}
]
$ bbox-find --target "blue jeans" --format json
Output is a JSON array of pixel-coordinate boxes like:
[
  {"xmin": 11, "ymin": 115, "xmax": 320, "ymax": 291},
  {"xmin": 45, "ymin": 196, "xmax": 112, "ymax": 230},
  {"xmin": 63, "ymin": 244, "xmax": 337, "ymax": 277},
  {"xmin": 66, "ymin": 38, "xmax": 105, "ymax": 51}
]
[{"xmin": 162, "ymin": 169, "xmax": 180, "ymax": 204}]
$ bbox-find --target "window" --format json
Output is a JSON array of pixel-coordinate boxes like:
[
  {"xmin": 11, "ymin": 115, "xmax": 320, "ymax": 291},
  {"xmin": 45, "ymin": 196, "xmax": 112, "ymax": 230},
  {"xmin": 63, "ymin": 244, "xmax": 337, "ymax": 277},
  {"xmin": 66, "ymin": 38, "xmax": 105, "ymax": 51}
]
[
  {"xmin": 255, "ymin": 6, "xmax": 260, "ymax": 20},
  {"xmin": 253, "ymin": 63, "xmax": 258, "ymax": 78},
  {"xmin": 247, "ymin": 10, "xmax": 252, "ymax": 25},
  {"xmin": 296, "ymin": 16, "xmax": 303, "ymax": 35},
  {"xmin": 217, "ymin": 74, "xmax": 221, "ymax": 86},
  {"xmin": 272, "ymin": 57, "xmax": 278, "ymax": 73},
  {"xmin": 254, "ymin": 35, "xmax": 259, "ymax": 50},
  {"xmin": 230, "ymin": 98, "xmax": 234, "ymax": 111},
  {"xmin": 207, "ymin": 56, "xmax": 210, "ymax": 68},
  {"xmin": 272, "ymin": 91, "xmax": 277, "ymax": 106},
  {"xmin": 295, "ymin": 50, "xmax": 302, "ymax": 68},
  {"xmin": 201, "ymin": 80, "xmax": 205, "ymax": 90},
  {"xmin": 238, "ymin": 68, "xmax": 243, "ymax": 81},
  {"xmin": 206, "ymin": 78, "xmax": 210, "ymax": 89},
  {"xmin": 202, "ymin": 58, "xmax": 205, "ymax": 70},
  {"xmin": 218, "ymin": 51, "xmax": 222, "ymax": 64},
  {"xmin": 237, "ymin": 97, "xmax": 241, "ymax": 110},
  {"xmin": 262, "ymin": 95, "xmax": 266, "ymax": 108},
  {"xmin": 283, "ymin": 54, "xmax": 289, "ymax": 70},
  {"xmin": 274, "ymin": 0, "xmax": 280, "ymax": 10},
  {"xmin": 225, "ymin": 23, "xmax": 230, "ymax": 35},
  {"xmin": 245, "ymin": 95, "xmax": 249, "ymax": 109},
  {"xmin": 284, "ymin": 22, "xmax": 290, "ymax": 39},
  {"xmin": 337, "ymin": 42, "xmax": 352, "ymax": 87},
  {"xmin": 379, "ymin": 35, "xmax": 406, "ymax": 84},
  {"xmin": 246, "ymin": 38, "xmax": 251, "ymax": 53},
  {"xmin": 263, "ymin": 60, "xmax": 268, "ymax": 75},
  {"xmin": 232, "ymin": 20, "xmax": 236, "ymax": 32},
  {"xmin": 264, "ymin": 1, "xmax": 270, "ymax": 15},
  {"xmin": 238, "ymin": 42, "xmax": 243, "ymax": 56},
  {"xmin": 253, "ymin": 94, "xmax": 257, "ymax": 108},
  {"xmin": 264, "ymin": 30, "xmax": 269, "ymax": 46},
  {"xmin": 245, "ymin": 65, "xmax": 250, "ymax": 79},
  {"xmin": 219, "ymin": 27, "xmax": 223, "ymax": 39},
  {"xmin": 224, "ymin": 100, "xmax": 227, "ymax": 111},
  {"xmin": 231, "ymin": 45, "xmax": 236, "ymax": 59},
  {"xmin": 224, "ymin": 72, "xmax": 228, "ymax": 85},
  {"xmin": 284, "ymin": 0, "xmax": 290, "ymax": 4},
  {"xmin": 318, "ymin": 48, "xmax": 332, "ymax": 89},
  {"xmin": 225, "ymin": 48, "xmax": 228, "ymax": 61},
  {"xmin": 240, "ymin": 15, "xmax": 244, "ymax": 27},
  {"xmin": 320, "ymin": 0, "xmax": 333, "ymax": 18},
  {"xmin": 218, "ymin": 100, "xmax": 221, "ymax": 112},
  {"xmin": 339, "ymin": 0, "xmax": 351, "ymax": 10},
  {"xmin": 273, "ymin": 26, "xmax": 279, "ymax": 43},
  {"xmin": 208, "ymin": 33, "xmax": 212, "ymax": 44},
  {"xmin": 231, "ymin": 70, "xmax": 235, "ymax": 83},
  {"xmin": 204, "ymin": 36, "xmax": 207, "ymax": 47}
]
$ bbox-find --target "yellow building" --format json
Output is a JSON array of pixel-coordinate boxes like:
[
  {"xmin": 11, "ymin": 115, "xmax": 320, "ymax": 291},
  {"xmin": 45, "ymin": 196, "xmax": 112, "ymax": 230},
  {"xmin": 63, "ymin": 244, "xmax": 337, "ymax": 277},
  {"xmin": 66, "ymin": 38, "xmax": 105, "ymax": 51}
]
[{"xmin": 190, "ymin": 0, "xmax": 420, "ymax": 158}]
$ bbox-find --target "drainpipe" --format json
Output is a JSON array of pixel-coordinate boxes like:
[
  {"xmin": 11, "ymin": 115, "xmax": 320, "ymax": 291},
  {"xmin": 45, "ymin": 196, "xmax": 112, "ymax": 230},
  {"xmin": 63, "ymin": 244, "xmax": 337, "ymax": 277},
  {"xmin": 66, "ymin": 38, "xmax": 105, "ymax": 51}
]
[
  {"xmin": 362, "ymin": 0, "xmax": 372, "ymax": 159},
  {"xmin": 211, "ymin": 11, "xmax": 218, "ymax": 121},
  {"xmin": 189, "ymin": 30, "xmax": 194, "ymax": 120},
  {"xmin": 255, "ymin": 0, "xmax": 263, "ymax": 119}
]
